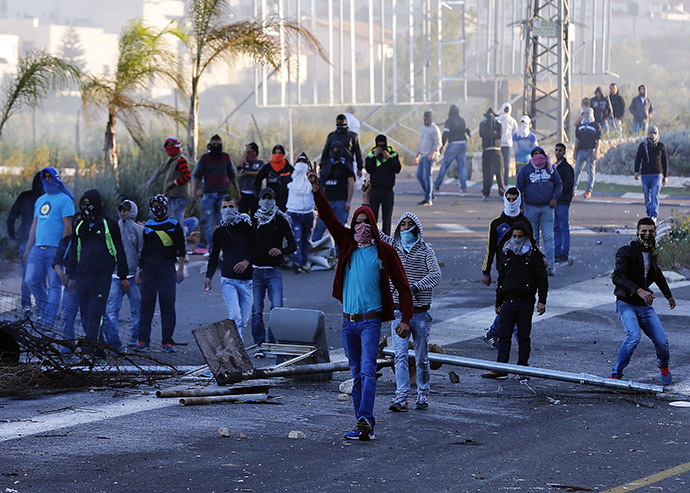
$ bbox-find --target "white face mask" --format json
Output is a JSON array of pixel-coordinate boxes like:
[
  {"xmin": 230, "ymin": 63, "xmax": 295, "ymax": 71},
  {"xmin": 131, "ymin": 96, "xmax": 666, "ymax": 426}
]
[{"xmin": 504, "ymin": 193, "xmax": 521, "ymax": 217}]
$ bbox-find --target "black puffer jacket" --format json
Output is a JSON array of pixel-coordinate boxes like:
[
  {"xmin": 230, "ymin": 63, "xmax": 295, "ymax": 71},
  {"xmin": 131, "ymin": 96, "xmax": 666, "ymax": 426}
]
[
  {"xmin": 612, "ymin": 240, "xmax": 672, "ymax": 306},
  {"xmin": 321, "ymin": 129, "xmax": 363, "ymax": 172}
]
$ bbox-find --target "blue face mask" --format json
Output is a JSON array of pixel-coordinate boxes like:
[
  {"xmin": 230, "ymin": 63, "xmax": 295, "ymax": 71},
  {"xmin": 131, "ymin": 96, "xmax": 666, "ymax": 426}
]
[{"xmin": 400, "ymin": 226, "xmax": 418, "ymax": 252}]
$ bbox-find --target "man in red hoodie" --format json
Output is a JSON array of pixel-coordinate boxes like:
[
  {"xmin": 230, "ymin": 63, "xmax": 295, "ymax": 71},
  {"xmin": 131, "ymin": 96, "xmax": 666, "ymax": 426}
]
[{"xmin": 307, "ymin": 160, "xmax": 413, "ymax": 442}]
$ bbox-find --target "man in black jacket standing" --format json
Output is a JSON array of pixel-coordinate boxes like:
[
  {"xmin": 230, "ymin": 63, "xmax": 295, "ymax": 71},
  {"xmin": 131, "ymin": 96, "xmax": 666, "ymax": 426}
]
[
  {"xmin": 553, "ymin": 143, "xmax": 574, "ymax": 263},
  {"xmin": 364, "ymin": 134, "xmax": 401, "ymax": 236},
  {"xmin": 482, "ymin": 221, "xmax": 548, "ymax": 379},
  {"xmin": 634, "ymin": 126, "xmax": 668, "ymax": 222},
  {"xmin": 608, "ymin": 83, "xmax": 625, "ymax": 137},
  {"xmin": 321, "ymin": 114, "xmax": 364, "ymax": 177},
  {"xmin": 479, "ymin": 108, "xmax": 505, "ymax": 201},
  {"xmin": 68, "ymin": 190, "xmax": 129, "ymax": 356},
  {"xmin": 610, "ymin": 218, "xmax": 676, "ymax": 385}
]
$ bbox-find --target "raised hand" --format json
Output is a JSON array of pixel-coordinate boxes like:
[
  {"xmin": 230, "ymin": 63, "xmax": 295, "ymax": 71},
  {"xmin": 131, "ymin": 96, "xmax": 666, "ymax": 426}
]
[{"xmin": 307, "ymin": 159, "xmax": 320, "ymax": 191}]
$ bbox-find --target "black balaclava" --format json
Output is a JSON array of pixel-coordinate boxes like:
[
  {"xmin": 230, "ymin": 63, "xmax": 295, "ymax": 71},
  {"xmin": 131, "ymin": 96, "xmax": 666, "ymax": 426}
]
[
  {"xmin": 208, "ymin": 134, "xmax": 223, "ymax": 157},
  {"xmin": 375, "ymin": 134, "xmax": 387, "ymax": 148},
  {"xmin": 149, "ymin": 194, "xmax": 168, "ymax": 220},
  {"xmin": 336, "ymin": 114, "xmax": 348, "ymax": 131},
  {"xmin": 79, "ymin": 189, "xmax": 103, "ymax": 223}
]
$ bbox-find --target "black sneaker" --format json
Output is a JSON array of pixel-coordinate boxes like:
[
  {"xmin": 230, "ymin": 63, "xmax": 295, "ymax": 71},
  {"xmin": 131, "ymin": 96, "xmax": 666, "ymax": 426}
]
[
  {"xmin": 481, "ymin": 371, "xmax": 508, "ymax": 380},
  {"xmin": 388, "ymin": 399, "xmax": 409, "ymax": 412},
  {"xmin": 414, "ymin": 396, "xmax": 429, "ymax": 410},
  {"xmin": 481, "ymin": 335, "xmax": 499, "ymax": 349},
  {"xmin": 356, "ymin": 417, "xmax": 375, "ymax": 441}
]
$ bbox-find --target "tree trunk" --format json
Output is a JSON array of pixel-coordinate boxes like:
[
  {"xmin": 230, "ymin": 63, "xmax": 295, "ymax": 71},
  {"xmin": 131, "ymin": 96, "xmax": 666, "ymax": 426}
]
[
  {"xmin": 105, "ymin": 110, "xmax": 119, "ymax": 187},
  {"xmin": 187, "ymin": 77, "xmax": 199, "ymax": 162}
]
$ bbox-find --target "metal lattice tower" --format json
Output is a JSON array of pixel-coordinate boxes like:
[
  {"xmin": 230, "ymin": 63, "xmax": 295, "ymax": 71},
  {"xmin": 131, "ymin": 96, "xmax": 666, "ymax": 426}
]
[{"xmin": 523, "ymin": 0, "xmax": 571, "ymax": 143}]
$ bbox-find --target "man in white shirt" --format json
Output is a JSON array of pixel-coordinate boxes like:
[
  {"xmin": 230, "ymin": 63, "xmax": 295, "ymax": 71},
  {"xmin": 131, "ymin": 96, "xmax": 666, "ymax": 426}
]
[{"xmin": 414, "ymin": 111, "xmax": 442, "ymax": 206}]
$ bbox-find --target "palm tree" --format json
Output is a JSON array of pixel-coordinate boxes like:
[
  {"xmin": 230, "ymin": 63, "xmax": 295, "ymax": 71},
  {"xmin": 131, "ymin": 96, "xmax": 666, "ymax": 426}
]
[
  {"xmin": 0, "ymin": 50, "xmax": 81, "ymax": 139},
  {"xmin": 81, "ymin": 20, "xmax": 186, "ymax": 175},
  {"xmin": 183, "ymin": 0, "xmax": 327, "ymax": 160}
]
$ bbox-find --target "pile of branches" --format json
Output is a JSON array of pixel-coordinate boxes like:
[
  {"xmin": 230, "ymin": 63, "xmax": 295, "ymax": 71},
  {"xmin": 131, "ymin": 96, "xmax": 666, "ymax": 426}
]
[{"xmin": 0, "ymin": 318, "xmax": 180, "ymax": 396}]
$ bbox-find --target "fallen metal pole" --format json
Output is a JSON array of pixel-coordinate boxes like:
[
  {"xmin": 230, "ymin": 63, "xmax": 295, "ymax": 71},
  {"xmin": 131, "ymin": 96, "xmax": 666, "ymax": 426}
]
[
  {"xmin": 382, "ymin": 348, "xmax": 664, "ymax": 394},
  {"xmin": 156, "ymin": 385, "xmax": 270, "ymax": 398},
  {"xmin": 179, "ymin": 393, "xmax": 268, "ymax": 406}
]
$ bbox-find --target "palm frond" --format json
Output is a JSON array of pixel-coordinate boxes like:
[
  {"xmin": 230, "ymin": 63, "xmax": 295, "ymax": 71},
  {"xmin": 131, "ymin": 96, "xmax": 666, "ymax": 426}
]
[{"xmin": 0, "ymin": 50, "xmax": 81, "ymax": 138}]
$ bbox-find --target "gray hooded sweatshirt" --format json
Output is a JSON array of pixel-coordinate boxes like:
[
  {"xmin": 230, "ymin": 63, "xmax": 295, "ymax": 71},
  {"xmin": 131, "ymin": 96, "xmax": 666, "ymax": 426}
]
[
  {"xmin": 114, "ymin": 199, "xmax": 144, "ymax": 279},
  {"xmin": 379, "ymin": 212, "xmax": 442, "ymax": 309}
]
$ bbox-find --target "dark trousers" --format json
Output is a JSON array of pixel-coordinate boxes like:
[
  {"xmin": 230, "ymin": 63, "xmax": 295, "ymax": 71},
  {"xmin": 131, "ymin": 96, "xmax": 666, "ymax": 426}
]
[
  {"xmin": 496, "ymin": 301, "xmax": 534, "ymax": 366},
  {"xmin": 482, "ymin": 149, "xmax": 505, "ymax": 197},
  {"xmin": 76, "ymin": 272, "xmax": 113, "ymax": 354},
  {"xmin": 139, "ymin": 264, "xmax": 177, "ymax": 345},
  {"xmin": 238, "ymin": 192, "xmax": 258, "ymax": 215},
  {"xmin": 370, "ymin": 187, "xmax": 395, "ymax": 236}
]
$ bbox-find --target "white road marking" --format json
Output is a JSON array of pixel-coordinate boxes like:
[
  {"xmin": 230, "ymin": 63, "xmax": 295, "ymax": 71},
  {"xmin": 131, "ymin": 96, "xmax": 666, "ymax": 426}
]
[
  {"xmin": 621, "ymin": 192, "xmax": 668, "ymax": 200},
  {"xmin": 0, "ymin": 396, "xmax": 178, "ymax": 443},
  {"xmin": 435, "ymin": 223, "xmax": 474, "ymax": 234}
]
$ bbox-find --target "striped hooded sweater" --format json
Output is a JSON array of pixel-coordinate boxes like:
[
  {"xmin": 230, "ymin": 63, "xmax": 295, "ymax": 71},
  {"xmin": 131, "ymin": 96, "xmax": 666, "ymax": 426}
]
[{"xmin": 379, "ymin": 212, "xmax": 441, "ymax": 309}]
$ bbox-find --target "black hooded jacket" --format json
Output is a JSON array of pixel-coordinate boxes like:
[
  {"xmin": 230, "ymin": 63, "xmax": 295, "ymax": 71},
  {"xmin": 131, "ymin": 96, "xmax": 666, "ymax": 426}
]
[
  {"xmin": 7, "ymin": 172, "xmax": 43, "ymax": 244},
  {"xmin": 442, "ymin": 105, "xmax": 471, "ymax": 145},
  {"xmin": 321, "ymin": 128, "xmax": 363, "ymax": 172},
  {"xmin": 612, "ymin": 240, "xmax": 672, "ymax": 306},
  {"xmin": 479, "ymin": 111, "xmax": 502, "ymax": 149},
  {"xmin": 67, "ymin": 189, "xmax": 129, "ymax": 279}
]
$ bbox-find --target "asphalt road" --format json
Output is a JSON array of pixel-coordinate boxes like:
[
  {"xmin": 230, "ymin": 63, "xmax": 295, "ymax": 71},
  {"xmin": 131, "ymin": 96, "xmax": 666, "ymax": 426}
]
[{"xmin": 2, "ymin": 172, "xmax": 690, "ymax": 492}]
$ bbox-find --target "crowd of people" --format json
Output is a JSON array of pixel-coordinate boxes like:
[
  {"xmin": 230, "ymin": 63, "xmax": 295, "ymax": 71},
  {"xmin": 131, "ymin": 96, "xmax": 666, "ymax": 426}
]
[{"xmin": 5, "ymin": 90, "xmax": 677, "ymax": 441}]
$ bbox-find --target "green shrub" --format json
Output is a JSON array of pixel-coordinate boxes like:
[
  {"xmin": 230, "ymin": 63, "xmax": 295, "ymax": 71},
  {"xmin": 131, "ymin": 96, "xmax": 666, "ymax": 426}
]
[
  {"xmin": 598, "ymin": 130, "xmax": 690, "ymax": 176},
  {"xmin": 657, "ymin": 215, "xmax": 690, "ymax": 269}
]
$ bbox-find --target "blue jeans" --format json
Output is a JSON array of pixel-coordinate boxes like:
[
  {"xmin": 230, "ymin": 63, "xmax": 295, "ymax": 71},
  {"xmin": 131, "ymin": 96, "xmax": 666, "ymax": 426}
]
[
  {"xmin": 201, "ymin": 192, "xmax": 224, "ymax": 252},
  {"xmin": 416, "ymin": 156, "xmax": 433, "ymax": 201},
  {"xmin": 391, "ymin": 310, "xmax": 432, "ymax": 401},
  {"xmin": 60, "ymin": 286, "xmax": 81, "ymax": 352},
  {"xmin": 312, "ymin": 200, "xmax": 347, "ymax": 242},
  {"xmin": 554, "ymin": 203, "xmax": 570, "ymax": 260},
  {"xmin": 632, "ymin": 120, "xmax": 648, "ymax": 135},
  {"xmin": 574, "ymin": 149, "xmax": 596, "ymax": 193},
  {"xmin": 611, "ymin": 300, "xmax": 670, "ymax": 378},
  {"xmin": 167, "ymin": 197, "xmax": 189, "ymax": 235},
  {"xmin": 288, "ymin": 212, "xmax": 314, "ymax": 268},
  {"xmin": 342, "ymin": 317, "xmax": 382, "ymax": 425},
  {"xmin": 18, "ymin": 241, "xmax": 31, "ymax": 310},
  {"xmin": 25, "ymin": 245, "xmax": 62, "ymax": 325},
  {"xmin": 251, "ymin": 267, "xmax": 282, "ymax": 344},
  {"xmin": 139, "ymin": 264, "xmax": 177, "ymax": 345},
  {"xmin": 501, "ymin": 146, "xmax": 513, "ymax": 186},
  {"xmin": 220, "ymin": 277, "xmax": 253, "ymax": 343},
  {"xmin": 435, "ymin": 141, "xmax": 467, "ymax": 191},
  {"xmin": 524, "ymin": 204, "xmax": 555, "ymax": 269},
  {"xmin": 102, "ymin": 277, "xmax": 141, "ymax": 348},
  {"xmin": 641, "ymin": 174, "xmax": 663, "ymax": 219}
]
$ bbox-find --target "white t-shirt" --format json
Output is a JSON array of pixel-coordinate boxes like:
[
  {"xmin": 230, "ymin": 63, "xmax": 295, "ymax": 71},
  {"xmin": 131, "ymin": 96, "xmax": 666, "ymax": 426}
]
[{"xmin": 642, "ymin": 251, "xmax": 651, "ymax": 279}]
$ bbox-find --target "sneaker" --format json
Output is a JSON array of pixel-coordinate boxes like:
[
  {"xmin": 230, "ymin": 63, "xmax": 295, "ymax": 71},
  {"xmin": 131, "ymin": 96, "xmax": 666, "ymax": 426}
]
[
  {"xmin": 344, "ymin": 428, "xmax": 363, "ymax": 440},
  {"xmin": 161, "ymin": 343, "xmax": 175, "ymax": 353},
  {"xmin": 482, "ymin": 196, "xmax": 489, "ymax": 202},
  {"xmin": 356, "ymin": 417, "xmax": 375, "ymax": 441},
  {"xmin": 192, "ymin": 247, "xmax": 208, "ymax": 255},
  {"xmin": 134, "ymin": 342, "xmax": 150, "ymax": 351},
  {"xmin": 547, "ymin": 268, "xmax": 555, "ymax": 276},
  {"xmin": 481, "ymin": 371, "xmax": 508, "ymax": 380},
  {"xmin": 414, "ymin": 397, "xmax": 429, "ymax": 410},
  {"xmin": 127, "ymin": 341, "xmax": 138, "ymax": 349},
  {"xmin": 298, "ymin": 266, "xmax": 310, "ymax": 274},
  {"xmin": 584, "ymin": 191, "xmax": 592, "ymax": 199},
  {"xmin": 608, "ymin": 374, "xmax": 621, "ymax": 380},
  {"xmin": 659, "ymin": 365, "xmax": 672, "ymax": 386},
  {"xmin": 434, "ymin": 184, "xmax": 440, "ymax": 192},
  {"xmin": 417, "ymin": 199, "xmax": 428, "ymax": 205},
  {"xmin": 482, "ymin": 335, "xmax": 499, "ymax": 349},
  {"xmin": 388, "ymin": 399, "xmax": 409, "ymax": 412},
  {"xmin": 423, "ymin": 199, "xmax": 433, "ymax": 206}
]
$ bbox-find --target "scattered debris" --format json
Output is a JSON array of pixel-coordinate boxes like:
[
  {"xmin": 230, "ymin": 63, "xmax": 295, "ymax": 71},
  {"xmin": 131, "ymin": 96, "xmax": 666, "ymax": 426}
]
[
  {"xmin": 337, "ymin": 393, "xmax": 350, "ymax": 401},
  {"xmin": 288, "ymin": 430, "xmax": 307, "ymax": 439},
  {"xmin": 219, "ymin": 427, "xmax": 232, "ymax": 437},
  {"xmin": 339, "ymin": 379, "xmax": 354, "ymax": 395},
  {"xmin": 451, "ymin": 438, "xmax": 480, "ymax": 446},
  {"xmin": 448, "ymin": 371, "xmax": 460, "ymax": 384},
  {"xmin": 546, "ymin": 484, "xmax": 592, "ymax": 492}
]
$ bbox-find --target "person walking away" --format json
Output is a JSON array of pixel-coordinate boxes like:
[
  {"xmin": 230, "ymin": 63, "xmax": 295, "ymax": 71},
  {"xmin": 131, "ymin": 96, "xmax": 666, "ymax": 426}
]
[
  {"xmin": 512, "ymin": 116, "xmax": 538, "ymax": 176},
  {"xmin": 23, "ymin": 167, "xmax": 75, "ymax": 326},
  {"xmin": 251, "ymin": 188, "xmax": 297, "ymax": 355},
  {"xmin": 52, "ymin": 213, "xmax": 82, "ymax": 353},
  {"xmin": 482, "ymin": 221, "xmax": 548, "ymax": 379},
  {"xmin": 204, "ymin": 197, "xmax": 258, "ymax": 343},
  {"xmin": 634, "ymin": 126, "xmax": 668, "ymax": 223},
  {"xmin": 498, "ymin": 103, "xmax": 518, "ymax": 186},
  {"xmin": 161, "ymin": 137, "xmax": 192, "ymax": 236},
  {"xmin": 517, "ymin": 147, "xmax": 562, "ymax": 276},
  {"xmin": 434, "ymin": 104, "xmax": 471, "ymax": 193},
  {"xmin": 253, "ymin": 144, "xmax": 294, "ymax": 212},
  {"xmin": 307, "ymin": 163, "xmax": 413, "ymax": 441},
  {"xmin": 321, "ymin": 114, "xmax": 364, "ymax": 177},
  {"xmin": 102, "ymin": 200, "xmax": 144, "ymax": 349},
  {"xmin": 67, "ymin": 190, "xmax": 129, "ymax": 356},
  {"xmin": 574, "ymin": 108, "xmax": 601, "ymax": 199},
  {"xmin": 609, "ymin": 217, "xmax": 675, "ymax": 385},
  {"xmin": 479, "ymin": 108, "xmax": 505, "ymax": 201},
  {"xmin": 286, "ymin": 153, "xmax": 316, "ymax": 273},
  {"xmin": 415, "ymin": 110, "xmax": 442, "ymax": 206},
  {"xmin": 481, "ymin": 187, "xmax": 533, "ymax": 346},
  {"xmin": 365, "ymin": 134, "xmax": 401, "ymax": 236},
  {"xmin": 608, "ymin": 83, "xmax": 625, "ymax": 137},
  {"xmin": 312, "ymin": 141, "xmax": 356, "ymax": 242},
  {"xmin": 590, "ymin": 87, "xmax": 613, "ymax": 133},
  {"xmin": 553, "ymin": 143, "xmax": 574, "ymax": 263},
  {"xmin": 237, "ymin": 142, "xmax": 265, "ymax": 215},
  {"xmin": 7, "ymin": 172, "xmax": 43, "ymax": 313},
  {"xmin": 362, "ymin": 182, "xmax": 441, "ymax": 411},
  {"xmin": 629, "ymin": 84, "xmax": 654, "ymax": 135},
  {"xmin": 193, "ymin": 134, "xmax": 239, "ymax": 255},
  {"xmin": 135, "ymin": 195, "xmax": 186, "ymax": 353}
]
